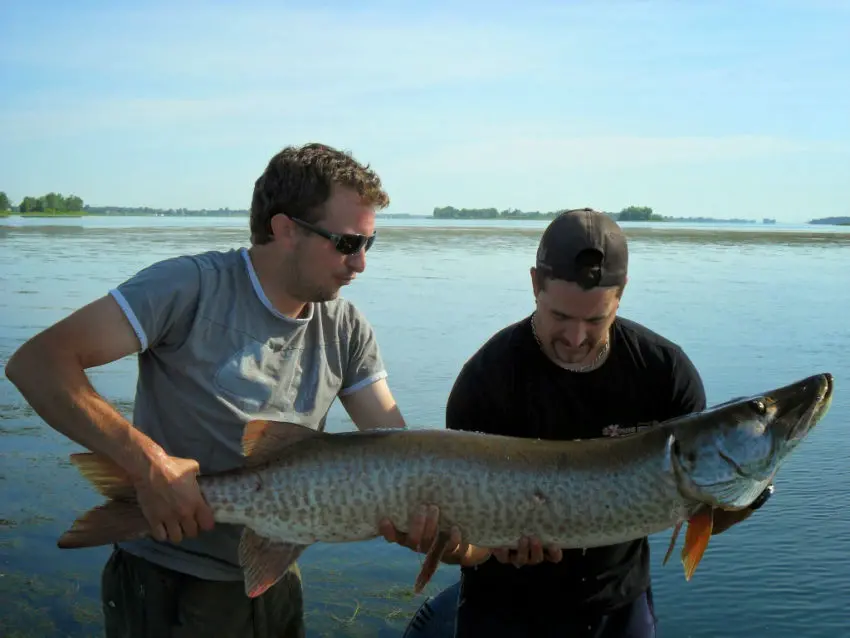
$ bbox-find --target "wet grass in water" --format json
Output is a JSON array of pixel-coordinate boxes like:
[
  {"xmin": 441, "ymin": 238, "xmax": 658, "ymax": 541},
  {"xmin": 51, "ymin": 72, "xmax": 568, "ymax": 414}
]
[
  {"xmin": 0, "ymin": 552, "xmax": 443, "ymax": 637},
  {"xmin": 0, "ymin": 413, "xmax": 446, "ymax": 637}
]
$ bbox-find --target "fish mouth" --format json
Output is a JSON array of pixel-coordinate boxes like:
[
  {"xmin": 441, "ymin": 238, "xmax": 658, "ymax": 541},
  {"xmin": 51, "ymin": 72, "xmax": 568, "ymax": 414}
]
[
  {"xmin": 667, "ymin": 374, "xmax": 833, "ymax": 509},
  {"xmin": 815, "ymin": 372, "xmax": 834, "ymax": 419},
  {"xmin": 782, "ymin": 373, "xmax": 833, "ymax": 441},
  {"xmin": 748, "ymin": 372, "xmax": 833, "ymax": 444}
]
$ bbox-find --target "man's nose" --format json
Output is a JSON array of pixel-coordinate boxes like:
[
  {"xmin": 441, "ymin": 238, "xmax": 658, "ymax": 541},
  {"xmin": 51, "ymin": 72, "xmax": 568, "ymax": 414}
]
[
  {"xmin": 560, "ymin": 321, "xmax": 586, "ymax": 347},
  {"xmin": 346, "ymin": 249, "xmax": 366, "ymax": 273}
]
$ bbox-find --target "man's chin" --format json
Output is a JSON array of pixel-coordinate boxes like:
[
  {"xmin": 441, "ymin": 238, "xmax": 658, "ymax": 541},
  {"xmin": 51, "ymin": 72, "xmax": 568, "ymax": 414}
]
[
  {"xmin": 314, "ymin": 288, "xmax": 341, "ymax": 302},
  {"xmin": 553, "ymin": 346, "xmax": 591, "ymax": 365}
]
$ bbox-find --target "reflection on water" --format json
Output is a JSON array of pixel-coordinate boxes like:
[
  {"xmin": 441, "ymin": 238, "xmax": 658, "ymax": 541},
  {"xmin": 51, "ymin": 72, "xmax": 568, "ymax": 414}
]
[{"xmin": 1, "ymin": 219, "xmax": 849, "ymax": 637}]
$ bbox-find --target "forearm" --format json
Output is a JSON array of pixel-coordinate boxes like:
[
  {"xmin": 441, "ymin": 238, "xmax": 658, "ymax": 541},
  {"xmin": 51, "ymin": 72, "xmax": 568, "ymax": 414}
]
[
  {"xmin": 6, "ymin": 344, "xmax": 165, "ymax": 482},
  {"xmin": 342, "ymin": 378, "xmax": 407, "ymax": 430}
]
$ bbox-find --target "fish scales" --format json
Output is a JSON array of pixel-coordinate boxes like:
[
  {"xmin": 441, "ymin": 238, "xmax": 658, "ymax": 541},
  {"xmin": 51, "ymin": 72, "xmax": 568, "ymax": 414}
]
[
  {"xmin": 200, "ymin": 426, "xmax": 691, "ymax": 550},
  {"xmin": 54, "ymin": 372, "xmax": 833, "ymax": 596}
]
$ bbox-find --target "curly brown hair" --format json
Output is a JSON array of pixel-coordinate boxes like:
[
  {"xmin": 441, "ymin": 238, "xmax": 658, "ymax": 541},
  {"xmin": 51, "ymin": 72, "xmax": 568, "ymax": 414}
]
[{"xmin": 250, "ymin": 143, "xmax": 390, "ymax": 244}]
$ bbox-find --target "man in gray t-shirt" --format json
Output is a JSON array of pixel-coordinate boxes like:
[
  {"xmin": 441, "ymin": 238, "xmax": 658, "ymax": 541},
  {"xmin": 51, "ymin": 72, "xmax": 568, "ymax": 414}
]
[
  {"xmin": 109, "ymin": 245, "xmax": 389, "ymax": 580},
  {"xmin": 6, "ymin": 143, "xmax": 408, "ymax": 638}
]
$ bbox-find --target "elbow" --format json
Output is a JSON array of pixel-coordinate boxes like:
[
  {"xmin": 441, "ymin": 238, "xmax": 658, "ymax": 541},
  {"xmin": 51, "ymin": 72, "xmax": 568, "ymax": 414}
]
[
  {"xmin": 5, "ymin": 335, "xmax": 58, "ymax": 390},
  {"xmin": 5, "ymin": 343, "xmax": 27, "ymax": 388}
]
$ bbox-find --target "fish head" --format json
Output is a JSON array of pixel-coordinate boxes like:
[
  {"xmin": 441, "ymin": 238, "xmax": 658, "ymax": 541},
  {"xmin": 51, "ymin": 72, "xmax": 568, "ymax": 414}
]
[{"xmin": 668, "ymin": 373, "xmax": 834, "ymax": 510}]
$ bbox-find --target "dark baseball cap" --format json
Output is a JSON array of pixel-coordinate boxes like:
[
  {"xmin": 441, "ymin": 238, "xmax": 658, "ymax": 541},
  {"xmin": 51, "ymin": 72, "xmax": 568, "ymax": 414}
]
[{"xmin": 535, "ymin": 208, "xmax": 628, "ymax": 290}]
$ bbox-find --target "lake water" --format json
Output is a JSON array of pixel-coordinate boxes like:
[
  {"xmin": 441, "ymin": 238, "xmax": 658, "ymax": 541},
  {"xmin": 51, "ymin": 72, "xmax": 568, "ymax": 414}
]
[{"xmin": 1, "ymin": 216, "xmax": 849, "ymax": 637}]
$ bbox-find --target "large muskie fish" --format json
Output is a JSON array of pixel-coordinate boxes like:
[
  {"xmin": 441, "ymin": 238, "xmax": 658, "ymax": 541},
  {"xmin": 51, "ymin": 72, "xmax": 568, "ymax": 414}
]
[{"xmin": 57, "ymin": 373, "xmax": 833, "ymax": 598}]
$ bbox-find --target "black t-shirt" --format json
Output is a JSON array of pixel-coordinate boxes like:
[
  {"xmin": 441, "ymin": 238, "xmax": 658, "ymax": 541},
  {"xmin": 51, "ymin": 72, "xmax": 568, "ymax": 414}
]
[{"xmin": 445, "ymin": 314, "xmax": 707, "ymax": 616}]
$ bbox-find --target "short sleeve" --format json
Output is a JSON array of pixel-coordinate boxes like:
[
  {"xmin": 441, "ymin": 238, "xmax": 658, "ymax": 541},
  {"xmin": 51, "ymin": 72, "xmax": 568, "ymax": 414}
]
[
  {"xmin": 109, "ymin": 256, "xmax": 201, "ymax": 353},
  {"xmin": 339, "ymin": 305, "xmax": 387, "ymax": 396},
  {"xmin": 668, "ymin": 346, "xmax": 707, "ymax": 416}
]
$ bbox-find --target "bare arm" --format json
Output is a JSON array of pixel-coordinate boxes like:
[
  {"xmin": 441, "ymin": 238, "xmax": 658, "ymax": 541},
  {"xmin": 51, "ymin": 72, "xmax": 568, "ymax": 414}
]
[
  {"xmin": 340, "ymin": 377, "xmax": 406, "ymax": 430},
  {"xmin": 5, "ymin": 294, "xmax": 215, "ymax": 542},
  {"xmin": 5, "ymin": 295, "xmax": 168, "ymax": 479}
]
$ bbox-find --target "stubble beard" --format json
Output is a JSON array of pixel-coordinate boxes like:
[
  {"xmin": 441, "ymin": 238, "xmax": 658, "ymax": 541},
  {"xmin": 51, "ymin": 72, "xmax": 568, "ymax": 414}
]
[{"xmin": 288, "ymin": 259, "xmax": 339, "ymax": 305}]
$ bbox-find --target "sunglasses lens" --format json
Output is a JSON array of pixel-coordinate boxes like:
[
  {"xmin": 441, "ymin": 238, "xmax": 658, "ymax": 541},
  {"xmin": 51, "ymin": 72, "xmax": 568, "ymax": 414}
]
[
  {"xmin": 337, "ymin": 233, "xmax": 376, "ymax": 255},
  {"xmin": 336, "ymin": 236, "xmax": 361, "ymax": 254}
]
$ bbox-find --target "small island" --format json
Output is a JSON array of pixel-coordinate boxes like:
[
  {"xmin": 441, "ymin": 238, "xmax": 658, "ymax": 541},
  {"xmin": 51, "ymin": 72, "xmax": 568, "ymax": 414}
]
[
  {"xmin": 0, "ymin": 191, "xmax": 249, "ymax": 218},
  {"xmin": 1, "ymin": 191, "xmax": 87, "ymax": 218},
  {"xmin": 809, "ymin": 216, "xmax": 850, "ymax": 226},
  {"xmin": 0, "ymin": 191, "xmax": 12, "ymax": 217}
]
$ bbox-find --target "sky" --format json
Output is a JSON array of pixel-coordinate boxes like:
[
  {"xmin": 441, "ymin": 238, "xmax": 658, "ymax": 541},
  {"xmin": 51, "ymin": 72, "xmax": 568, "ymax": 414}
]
[{"xmin": 1, "ymin": 0, "xmax": 848, "ymax": 223}]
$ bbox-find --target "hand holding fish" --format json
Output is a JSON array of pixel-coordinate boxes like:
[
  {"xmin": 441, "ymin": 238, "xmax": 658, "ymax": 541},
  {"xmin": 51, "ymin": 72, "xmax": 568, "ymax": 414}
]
[
  {"xmin": 378, "ymin": 504, "xmax": 442, "ymax": 553},
  {"xmin": 378, "ymin": 505, "xmax": 491, "ymax": 568},
  {"xmin": 491, "ymin": 536, "xmax": 563, "ymax": 568},
  {"xmin": 378, "ymin": 504, "xmax": 563, "ymax": 576},
  {"xmin": 133, "ymin": 452, "xmax": 216, "ymax": 544}
]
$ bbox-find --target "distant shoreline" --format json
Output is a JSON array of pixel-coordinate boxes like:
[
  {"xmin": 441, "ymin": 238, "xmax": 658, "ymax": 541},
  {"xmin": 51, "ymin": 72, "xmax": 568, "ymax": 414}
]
[
  {"xmin": 15, "ymin": 211, "xmax": 86, "ymax": 218},
  {"xmin": 3, "ymin": 194, "xmax": 846, "ymax": 225},
  {"xmin": 1, "ymin": 210, "xmax": 847, "ymax": 226}
]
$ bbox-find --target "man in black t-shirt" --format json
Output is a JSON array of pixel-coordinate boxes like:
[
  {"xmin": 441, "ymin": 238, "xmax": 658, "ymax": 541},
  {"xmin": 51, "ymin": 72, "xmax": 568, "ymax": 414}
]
[
  {"xmin": 382, "ymin": 208, "xmax": 772, "ymax": 637},
  {"xmin": 445, "ymin": 208, "xmax": 701, "ymax": 637}
]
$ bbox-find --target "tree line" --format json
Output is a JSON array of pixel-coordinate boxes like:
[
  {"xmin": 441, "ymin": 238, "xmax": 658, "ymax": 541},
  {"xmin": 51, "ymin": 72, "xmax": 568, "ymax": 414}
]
[{"xmin": 0, "ymin": 191, "xmax": 85, "ymax": 213}]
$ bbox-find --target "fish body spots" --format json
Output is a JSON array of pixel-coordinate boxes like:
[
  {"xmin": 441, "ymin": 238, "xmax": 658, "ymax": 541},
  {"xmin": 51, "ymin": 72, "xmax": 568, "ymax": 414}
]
[{"xmin": 196, "ymin": 430, "xmax": 693, "ymax": 551}]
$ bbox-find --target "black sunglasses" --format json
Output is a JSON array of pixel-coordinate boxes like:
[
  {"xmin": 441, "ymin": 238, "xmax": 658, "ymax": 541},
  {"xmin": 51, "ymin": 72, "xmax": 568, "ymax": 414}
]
[{"xmin": 284, "ymin": 214, "xmax": 376, "ymax": 255}]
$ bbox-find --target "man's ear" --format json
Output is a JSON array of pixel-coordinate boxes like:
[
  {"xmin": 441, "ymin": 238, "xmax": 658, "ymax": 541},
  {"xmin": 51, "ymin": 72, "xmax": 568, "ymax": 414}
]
[
  {"xmin": 530, "ymin": 266, "xmax": 541, "ymax": 297},
  {"xmin": 617, "ymin": 277, "xmax": 628, "ymax": 299},
  {"xmin": 269, "ymin": 213, "xmax": 298, "ymax": 249}
]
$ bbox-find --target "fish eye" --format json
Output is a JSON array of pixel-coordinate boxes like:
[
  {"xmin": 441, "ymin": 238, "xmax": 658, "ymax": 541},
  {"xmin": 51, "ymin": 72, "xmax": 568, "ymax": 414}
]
[{"xmin": 751, "ymin": 399, "xmax": 766, "ymax": 414}]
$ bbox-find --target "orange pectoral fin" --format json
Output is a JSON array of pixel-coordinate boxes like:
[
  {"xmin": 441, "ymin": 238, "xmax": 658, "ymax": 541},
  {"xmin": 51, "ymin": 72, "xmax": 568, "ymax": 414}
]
[{"xmin": 681, "ymin": 507, "xmax": 714, "ymax": 581}]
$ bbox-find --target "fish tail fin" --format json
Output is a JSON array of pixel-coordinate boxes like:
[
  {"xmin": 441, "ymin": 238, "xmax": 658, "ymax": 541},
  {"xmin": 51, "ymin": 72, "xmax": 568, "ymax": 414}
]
[
  {"xmin": 57, "ymin": 452, "xmax": 149, "ymax": 549},
  {"xmin": 681, "ymin": 507, "xmax": 714, "ymax": 581},
  {"xmin": 69, "ymin": 452, "xmax": 137, "ymax": 500},
  {"xmin": 57, "ymin": 500, "xmax": 150, "ymax": 548}
]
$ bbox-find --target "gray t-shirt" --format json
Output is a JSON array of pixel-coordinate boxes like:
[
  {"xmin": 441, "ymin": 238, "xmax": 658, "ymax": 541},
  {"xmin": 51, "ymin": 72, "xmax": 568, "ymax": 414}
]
[{"xmin": 108, "ymin": 247, "xmax": 386, "ymax": 580}]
